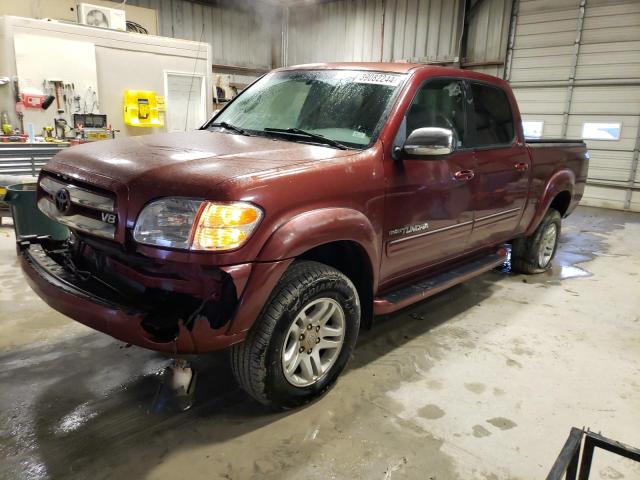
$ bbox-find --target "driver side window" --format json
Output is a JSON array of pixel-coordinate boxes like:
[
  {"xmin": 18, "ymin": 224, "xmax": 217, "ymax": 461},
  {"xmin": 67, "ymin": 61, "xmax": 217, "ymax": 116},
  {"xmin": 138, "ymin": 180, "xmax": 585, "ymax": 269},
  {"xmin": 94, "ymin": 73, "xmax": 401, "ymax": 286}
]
[{"xmin": 406, "ymin": 79, "xmax": 467, "ymax": 148}]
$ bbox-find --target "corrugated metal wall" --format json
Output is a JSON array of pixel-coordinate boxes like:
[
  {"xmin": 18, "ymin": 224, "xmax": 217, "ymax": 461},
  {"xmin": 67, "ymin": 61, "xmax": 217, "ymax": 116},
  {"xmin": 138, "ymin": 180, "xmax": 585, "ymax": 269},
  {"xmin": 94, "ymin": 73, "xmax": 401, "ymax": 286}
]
[
  {"xmin": 382, "ymin": 0, "xmax": 464, "ymax": 63},
  {"xmin": 127, "ymin": 0, "xmax": 275, "ymax": 69},
  {"xmin": 287, "ymin": 0, "xmax": 384, "ymax": 64},
  {"xmin": 508, "ymin": 0, "xmax": 640, "ymax": 211},
  {"xmin": 125, "ymin": 0, "xmax": 512, "ymax": 76},
  {"xmin": 464, "ymin": 0, "xmax": 513, "ymax": 77},
  {"xmin": 122, "ymin": 0, "xmax": 515, "ymax": 72},
  {"xmin": 286, "ymin": 0, "xmax": 465, "ymax": 65}
]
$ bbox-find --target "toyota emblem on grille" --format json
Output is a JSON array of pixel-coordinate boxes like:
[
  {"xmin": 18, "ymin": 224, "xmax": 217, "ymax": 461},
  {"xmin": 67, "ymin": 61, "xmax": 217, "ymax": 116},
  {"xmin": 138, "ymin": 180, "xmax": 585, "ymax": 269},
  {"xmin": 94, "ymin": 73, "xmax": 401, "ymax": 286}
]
[{"xmin": 54, "ymin": 188, "xmax": 72, "ymax": 214}]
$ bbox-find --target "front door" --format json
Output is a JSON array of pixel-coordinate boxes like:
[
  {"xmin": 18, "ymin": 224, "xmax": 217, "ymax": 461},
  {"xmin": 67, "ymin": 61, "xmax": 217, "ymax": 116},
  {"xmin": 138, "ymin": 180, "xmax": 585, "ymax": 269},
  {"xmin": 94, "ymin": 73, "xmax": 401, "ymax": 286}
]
[
  {"xmin": 467, "ymin": 81, "xmax": 530, "ymax": 247},
  {"xmin": 381, "ymin": 78, "xmax": 477, "ymax": 283}
]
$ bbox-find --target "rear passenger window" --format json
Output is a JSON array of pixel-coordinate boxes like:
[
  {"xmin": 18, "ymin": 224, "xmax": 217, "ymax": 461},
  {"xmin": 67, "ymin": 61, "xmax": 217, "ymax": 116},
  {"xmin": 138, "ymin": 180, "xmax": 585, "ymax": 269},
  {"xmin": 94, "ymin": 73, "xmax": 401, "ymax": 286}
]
[{"xmin": 469, "ymin": 83, "xmax": 514, "ymax": 147}]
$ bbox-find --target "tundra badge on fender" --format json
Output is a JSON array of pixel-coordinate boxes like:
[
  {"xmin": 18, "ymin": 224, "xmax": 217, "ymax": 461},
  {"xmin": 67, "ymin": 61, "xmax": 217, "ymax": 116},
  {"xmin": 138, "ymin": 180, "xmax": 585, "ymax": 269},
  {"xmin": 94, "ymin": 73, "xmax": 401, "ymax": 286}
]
[{"xmin": 389, "ymin": 222, "xmax": 429, "ymax": 237}]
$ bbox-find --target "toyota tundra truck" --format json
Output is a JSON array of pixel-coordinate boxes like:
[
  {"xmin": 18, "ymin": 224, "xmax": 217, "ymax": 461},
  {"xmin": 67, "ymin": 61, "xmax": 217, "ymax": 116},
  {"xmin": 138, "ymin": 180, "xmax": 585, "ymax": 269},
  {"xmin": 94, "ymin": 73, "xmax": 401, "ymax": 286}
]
[{"xmin": 18, "ymin": 63, "xmax": 588, "ymax": 408}]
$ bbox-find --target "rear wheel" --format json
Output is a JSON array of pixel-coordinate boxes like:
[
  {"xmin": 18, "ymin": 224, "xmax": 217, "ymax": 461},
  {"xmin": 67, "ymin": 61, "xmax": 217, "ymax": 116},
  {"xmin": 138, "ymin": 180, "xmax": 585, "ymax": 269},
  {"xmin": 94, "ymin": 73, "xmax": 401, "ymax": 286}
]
[
  {"xmin": 511, "ymin": 208, "xmax": 561, "ymax": 274},
  {"xmin": 230, "ymin": 261, "xmax": 360, "ymax": 409}
]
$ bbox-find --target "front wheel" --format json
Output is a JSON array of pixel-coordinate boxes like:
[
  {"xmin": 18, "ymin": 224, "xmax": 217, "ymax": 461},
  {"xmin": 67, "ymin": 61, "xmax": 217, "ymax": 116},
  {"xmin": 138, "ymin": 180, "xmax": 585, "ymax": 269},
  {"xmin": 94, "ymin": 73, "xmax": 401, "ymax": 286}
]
[
  {"xmin": 230, "ymin": 261, "xmax": 361, "ymax": 409},
  {"xmin": 511, "ymin": 208, "xmax": 562, "ymax": 274}
]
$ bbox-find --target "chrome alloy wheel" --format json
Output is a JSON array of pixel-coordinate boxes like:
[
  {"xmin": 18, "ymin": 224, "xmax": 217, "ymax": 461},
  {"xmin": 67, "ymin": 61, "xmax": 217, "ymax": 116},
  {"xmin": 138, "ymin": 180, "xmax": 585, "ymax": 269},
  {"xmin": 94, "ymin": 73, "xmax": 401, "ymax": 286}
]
[
  {"xmin": 281, "ymin": 298, "xmax": 346, "ymax": 387},
  {"xmin": 538, "ymin": 222, "xmax": 558, "ymax": 268}
]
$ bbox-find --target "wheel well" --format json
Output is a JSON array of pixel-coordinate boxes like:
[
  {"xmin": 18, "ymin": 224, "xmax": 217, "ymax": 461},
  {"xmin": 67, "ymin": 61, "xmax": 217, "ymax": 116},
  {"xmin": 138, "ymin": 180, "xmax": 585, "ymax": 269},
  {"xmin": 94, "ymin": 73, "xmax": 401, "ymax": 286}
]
[
  {"xmin": 550, "ymin": 190, "xmax": 572, "ymax": 216},
  {"xmin": 299, "ymin": 241, "xmax": 374, "ymax": 328}
]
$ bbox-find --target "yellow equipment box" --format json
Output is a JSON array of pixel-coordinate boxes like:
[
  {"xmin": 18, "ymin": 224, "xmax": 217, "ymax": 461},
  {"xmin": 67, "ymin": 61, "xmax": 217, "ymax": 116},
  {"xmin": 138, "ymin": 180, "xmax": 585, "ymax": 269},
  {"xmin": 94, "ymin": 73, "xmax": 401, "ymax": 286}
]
[{"xmin": 123, "ymin": 90, "xmax": 164, "ymax": 127}]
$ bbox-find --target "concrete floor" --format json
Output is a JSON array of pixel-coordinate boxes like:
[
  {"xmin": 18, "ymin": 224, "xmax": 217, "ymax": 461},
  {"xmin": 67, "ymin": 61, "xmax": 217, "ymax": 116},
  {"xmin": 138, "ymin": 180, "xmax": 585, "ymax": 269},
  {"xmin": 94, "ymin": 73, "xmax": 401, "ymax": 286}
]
[{"xmin": 0, "ymin": 206, "xmax": 639, "ymax": 480}]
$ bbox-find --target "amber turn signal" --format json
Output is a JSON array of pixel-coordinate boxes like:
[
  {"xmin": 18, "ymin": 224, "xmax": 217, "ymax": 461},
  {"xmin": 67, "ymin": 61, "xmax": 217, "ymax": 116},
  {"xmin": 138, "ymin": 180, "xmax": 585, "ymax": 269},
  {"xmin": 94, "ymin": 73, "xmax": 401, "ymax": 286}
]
[{"xmin": 191, "ymin": 202, "xmax": 263, "ymax": 251}]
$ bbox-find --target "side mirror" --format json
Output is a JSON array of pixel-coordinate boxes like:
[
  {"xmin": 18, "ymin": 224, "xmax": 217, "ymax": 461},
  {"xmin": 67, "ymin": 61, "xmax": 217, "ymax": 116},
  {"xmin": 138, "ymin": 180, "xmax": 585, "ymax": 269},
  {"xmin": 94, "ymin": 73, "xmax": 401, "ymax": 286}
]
[{"xmin": 404, "ymin": 127, "xmax": 454, "ymax": 157}]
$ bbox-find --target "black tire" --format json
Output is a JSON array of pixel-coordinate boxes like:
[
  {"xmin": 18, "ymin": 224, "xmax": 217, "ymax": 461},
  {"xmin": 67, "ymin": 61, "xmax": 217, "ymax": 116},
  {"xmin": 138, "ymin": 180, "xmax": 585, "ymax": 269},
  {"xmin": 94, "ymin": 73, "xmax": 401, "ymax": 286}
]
[
  {"xmin": 511, "ymin": 208, "xmax": 562, "ymax": 274},
  {"xmin": 230, "ymin": 260, "xmax": 361, "ymax": 409}
]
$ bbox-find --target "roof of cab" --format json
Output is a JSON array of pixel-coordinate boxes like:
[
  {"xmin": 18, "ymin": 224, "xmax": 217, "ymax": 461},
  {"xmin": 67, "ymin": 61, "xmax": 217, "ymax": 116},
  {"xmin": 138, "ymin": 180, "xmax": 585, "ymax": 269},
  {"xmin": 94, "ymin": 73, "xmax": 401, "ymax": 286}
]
[
  {"xmin": 276, "ymin": 62, "xmax": 507, "ymax": 85},
  {"xmin": 278, "ymin": 62, "xmax": 424, "ymax": 73}
]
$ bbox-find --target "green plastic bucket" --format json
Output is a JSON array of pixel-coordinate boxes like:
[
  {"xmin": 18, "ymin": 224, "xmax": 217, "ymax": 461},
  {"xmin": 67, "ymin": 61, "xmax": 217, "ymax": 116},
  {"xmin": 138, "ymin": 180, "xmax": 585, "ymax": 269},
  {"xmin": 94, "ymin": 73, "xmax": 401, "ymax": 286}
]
[{"xmin": 4, "ymin": 183, "xmax": 69, "ymax": 240}]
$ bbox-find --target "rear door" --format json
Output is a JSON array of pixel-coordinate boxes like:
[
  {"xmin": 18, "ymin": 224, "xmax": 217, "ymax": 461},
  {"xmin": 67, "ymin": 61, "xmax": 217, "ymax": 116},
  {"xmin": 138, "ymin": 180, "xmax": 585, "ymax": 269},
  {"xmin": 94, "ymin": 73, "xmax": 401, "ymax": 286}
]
[
  {"xmin": 381, "ymin": 78, "xmax": 477, "ymax": 282},
  {"xmin": 467, "ymin": 82, "xmax": 530, "ymax": 247}
]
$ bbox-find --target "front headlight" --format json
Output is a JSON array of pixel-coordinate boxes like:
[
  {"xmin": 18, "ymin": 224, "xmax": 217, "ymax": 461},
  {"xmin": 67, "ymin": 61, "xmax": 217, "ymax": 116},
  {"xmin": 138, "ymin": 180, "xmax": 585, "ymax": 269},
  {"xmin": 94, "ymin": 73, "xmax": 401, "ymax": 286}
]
[{"xmin": 133, "ymin": 198, "xmax": 262, "ymax": 251}]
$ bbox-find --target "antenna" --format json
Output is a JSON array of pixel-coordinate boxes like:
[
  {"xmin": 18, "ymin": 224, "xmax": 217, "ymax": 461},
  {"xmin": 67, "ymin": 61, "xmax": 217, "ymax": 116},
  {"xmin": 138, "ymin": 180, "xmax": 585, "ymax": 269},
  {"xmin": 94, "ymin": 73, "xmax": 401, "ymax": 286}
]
[{"xmin": 185, "ymin": 22, "xmax": 206, "ymax": 131}]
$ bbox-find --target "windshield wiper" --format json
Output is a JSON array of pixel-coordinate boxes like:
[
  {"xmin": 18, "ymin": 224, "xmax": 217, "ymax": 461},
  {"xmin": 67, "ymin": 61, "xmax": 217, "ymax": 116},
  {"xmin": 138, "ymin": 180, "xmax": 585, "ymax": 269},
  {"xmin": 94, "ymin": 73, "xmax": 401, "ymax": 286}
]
[
  {"xmin": 263, "ymin": 127, "xmax": 348, "ymax": 150},
  {"xmin": 209, "ymin": 122, "xmax": 249, "ymax": 136}
]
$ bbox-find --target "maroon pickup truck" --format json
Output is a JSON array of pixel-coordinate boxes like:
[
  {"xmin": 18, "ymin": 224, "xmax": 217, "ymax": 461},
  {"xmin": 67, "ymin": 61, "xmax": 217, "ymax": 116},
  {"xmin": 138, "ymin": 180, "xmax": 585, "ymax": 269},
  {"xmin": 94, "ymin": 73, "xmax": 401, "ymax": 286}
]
[{"xmin": 19, "ymin": 63, "xmax": 588, "ymax": 408}]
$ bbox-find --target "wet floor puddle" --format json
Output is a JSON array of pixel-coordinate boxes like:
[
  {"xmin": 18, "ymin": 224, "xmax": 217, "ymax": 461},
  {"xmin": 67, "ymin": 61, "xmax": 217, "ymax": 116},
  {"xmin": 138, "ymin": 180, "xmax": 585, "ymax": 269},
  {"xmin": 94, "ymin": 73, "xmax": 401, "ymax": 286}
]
[
  {"xmin": 555, "ymin": 264, "xmax": 591, "ymax": 280},
  {"xmin": 498, "ymin": 245, "xmax": 593, "ymax": 284}
]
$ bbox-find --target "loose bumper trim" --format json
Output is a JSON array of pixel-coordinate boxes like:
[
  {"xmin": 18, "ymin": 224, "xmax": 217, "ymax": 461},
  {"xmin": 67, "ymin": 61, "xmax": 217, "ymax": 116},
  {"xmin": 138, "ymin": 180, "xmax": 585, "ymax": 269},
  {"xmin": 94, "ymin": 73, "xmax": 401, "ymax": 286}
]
[{"xmin": 18, "ymin": 238, "xmax": 249, "ymax": 353}]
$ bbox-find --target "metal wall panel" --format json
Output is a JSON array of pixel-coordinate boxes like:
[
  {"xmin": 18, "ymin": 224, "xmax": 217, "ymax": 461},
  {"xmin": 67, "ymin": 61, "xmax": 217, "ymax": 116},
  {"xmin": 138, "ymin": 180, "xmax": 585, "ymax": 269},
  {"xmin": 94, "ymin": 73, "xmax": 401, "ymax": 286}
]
[
  {"xmin": 570, "ymin": 86, "xmax": 640, "ymax": 116},
  {"xmin": 467, "ymin": 65, "xmax": 503, "ymax": 77},
  {"xmin": 581, "ymin": 184, "xmax": 628, "ymax": 210},
  {"xmin": 629, "ymin": 191, "xmax": 640, "ymax": 211},
  {"xmin": 464, "ymin": 0, "xmax": 512, "ymax": 76},
  {"xmin": 509, "ymin": 1, "xmax": 579, "ymax": 82},
  {"xmin": 127, "ymin": 0, "xmax": 275, "ymax": 69},
  {"xmin": 512, "ymin": 86, "xmax": 567, "ymax": 103},
  {"xmin": 518, "ymin": 0, "xmax": 580, "ymax": 12},
  {"xmin": 578, "ymin": 2, "xmax": 640, "ymax": 81},
  {"xmin": 509, "ymin": 0, "xmax": 640, "ymax": 211},
  {"xmin": 287, "ymin": 0, "xmax": 384, "ymax": 64},
  {"xmin": 383, "ymin": 0, "xmax": 463, "ymax": 63},
  {"xmin": 286, "ymin": 0, "xmax": 463, "ymax": 65},
  {"xmin": 515, "ymin": 85, "xmax": 566, "ymax": 136}
]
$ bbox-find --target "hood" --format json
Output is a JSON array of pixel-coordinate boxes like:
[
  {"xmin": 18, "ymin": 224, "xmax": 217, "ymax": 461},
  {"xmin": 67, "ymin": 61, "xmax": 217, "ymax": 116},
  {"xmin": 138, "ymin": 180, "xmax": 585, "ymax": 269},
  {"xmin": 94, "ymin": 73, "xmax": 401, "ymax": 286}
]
[{"xmin": 49, "ymin": 130, "xmax": 355, "ymax": 195}]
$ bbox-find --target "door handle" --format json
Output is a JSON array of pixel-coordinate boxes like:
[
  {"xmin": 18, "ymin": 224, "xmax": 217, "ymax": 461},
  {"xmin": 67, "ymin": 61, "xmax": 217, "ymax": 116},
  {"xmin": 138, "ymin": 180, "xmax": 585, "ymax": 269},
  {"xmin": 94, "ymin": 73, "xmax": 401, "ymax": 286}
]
[
  {"xmin": 515, "ymin": 162, "xmax": 529, "ymax": 172},
  {"xmin": 454, "ymin": 169, "xmax": 475, "ymax": 181}
]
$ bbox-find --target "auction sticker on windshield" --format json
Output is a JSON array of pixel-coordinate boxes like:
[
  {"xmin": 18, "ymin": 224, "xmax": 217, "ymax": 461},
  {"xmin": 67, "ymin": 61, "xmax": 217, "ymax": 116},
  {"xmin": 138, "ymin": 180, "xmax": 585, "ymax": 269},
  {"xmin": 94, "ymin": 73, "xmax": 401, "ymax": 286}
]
[{"xmin": 354, "ymin": 72, "xmax": 404, "ymax": 86}]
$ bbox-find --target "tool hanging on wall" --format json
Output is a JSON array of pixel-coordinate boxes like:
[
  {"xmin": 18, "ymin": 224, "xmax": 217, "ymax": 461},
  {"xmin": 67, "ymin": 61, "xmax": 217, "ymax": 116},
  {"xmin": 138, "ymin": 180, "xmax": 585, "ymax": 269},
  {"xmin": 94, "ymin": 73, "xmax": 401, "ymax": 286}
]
[
  {"xmin": 63, "ymin": 83, "xmax": 78, "ymax": 113},
  {"xmin": 42, "ymin": 80, "xmax": 54, "ymax": 110},
  {"xmin": 42, "ymin": 94, "xmax": 55, "ymax": 110},
  {"xmin": 13, "ymin": 77, "xmax": 24, "ymax": 134},
  {"xmin": 83, "ymin": 87, "xmax": 98, "ymax": 114},
  {"xmin": 45, "ymin": 79, "xmax": 65, "ymax": 114}
]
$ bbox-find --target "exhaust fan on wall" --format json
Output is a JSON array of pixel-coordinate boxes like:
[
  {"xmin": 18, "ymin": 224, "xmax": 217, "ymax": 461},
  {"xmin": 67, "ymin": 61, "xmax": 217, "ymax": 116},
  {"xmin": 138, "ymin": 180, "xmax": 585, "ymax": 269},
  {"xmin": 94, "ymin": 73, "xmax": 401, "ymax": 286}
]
[{"xmin": 77, "ymin": 3, "xmax": 126, "ymax": 31}]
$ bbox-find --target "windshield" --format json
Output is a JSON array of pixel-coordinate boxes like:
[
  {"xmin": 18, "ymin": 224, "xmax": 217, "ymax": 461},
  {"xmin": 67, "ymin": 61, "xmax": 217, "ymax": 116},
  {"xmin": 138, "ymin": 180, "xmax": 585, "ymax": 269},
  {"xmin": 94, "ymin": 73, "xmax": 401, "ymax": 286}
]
[{"xmin": 208, "ymin": 70, "xmax": 406, "ymax": 149}]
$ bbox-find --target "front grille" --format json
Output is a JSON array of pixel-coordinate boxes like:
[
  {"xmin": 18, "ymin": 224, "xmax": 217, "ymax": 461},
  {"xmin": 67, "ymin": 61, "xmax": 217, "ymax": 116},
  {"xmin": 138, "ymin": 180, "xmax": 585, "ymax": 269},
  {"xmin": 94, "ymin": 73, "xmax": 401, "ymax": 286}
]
[{"xmin": 38, "ymin": 175, "xmax": 117, "ymax": 239}]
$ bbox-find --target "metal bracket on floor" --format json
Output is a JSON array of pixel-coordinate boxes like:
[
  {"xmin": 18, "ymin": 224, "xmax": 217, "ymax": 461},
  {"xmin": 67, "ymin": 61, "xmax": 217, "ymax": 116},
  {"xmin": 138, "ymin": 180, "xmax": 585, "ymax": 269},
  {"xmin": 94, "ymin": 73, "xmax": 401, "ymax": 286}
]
[{"xmin": 547, "ymin": 427, "xmax": 640, "ymax": 480}]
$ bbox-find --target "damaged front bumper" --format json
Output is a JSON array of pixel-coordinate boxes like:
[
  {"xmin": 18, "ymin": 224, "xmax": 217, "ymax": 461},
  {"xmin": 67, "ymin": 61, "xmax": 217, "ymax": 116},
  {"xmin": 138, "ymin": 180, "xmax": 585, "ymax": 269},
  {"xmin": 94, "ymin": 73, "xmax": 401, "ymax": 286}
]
[{"xmin": 17, "ymin": 235, "xmax": 291, "ymax": 354}]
